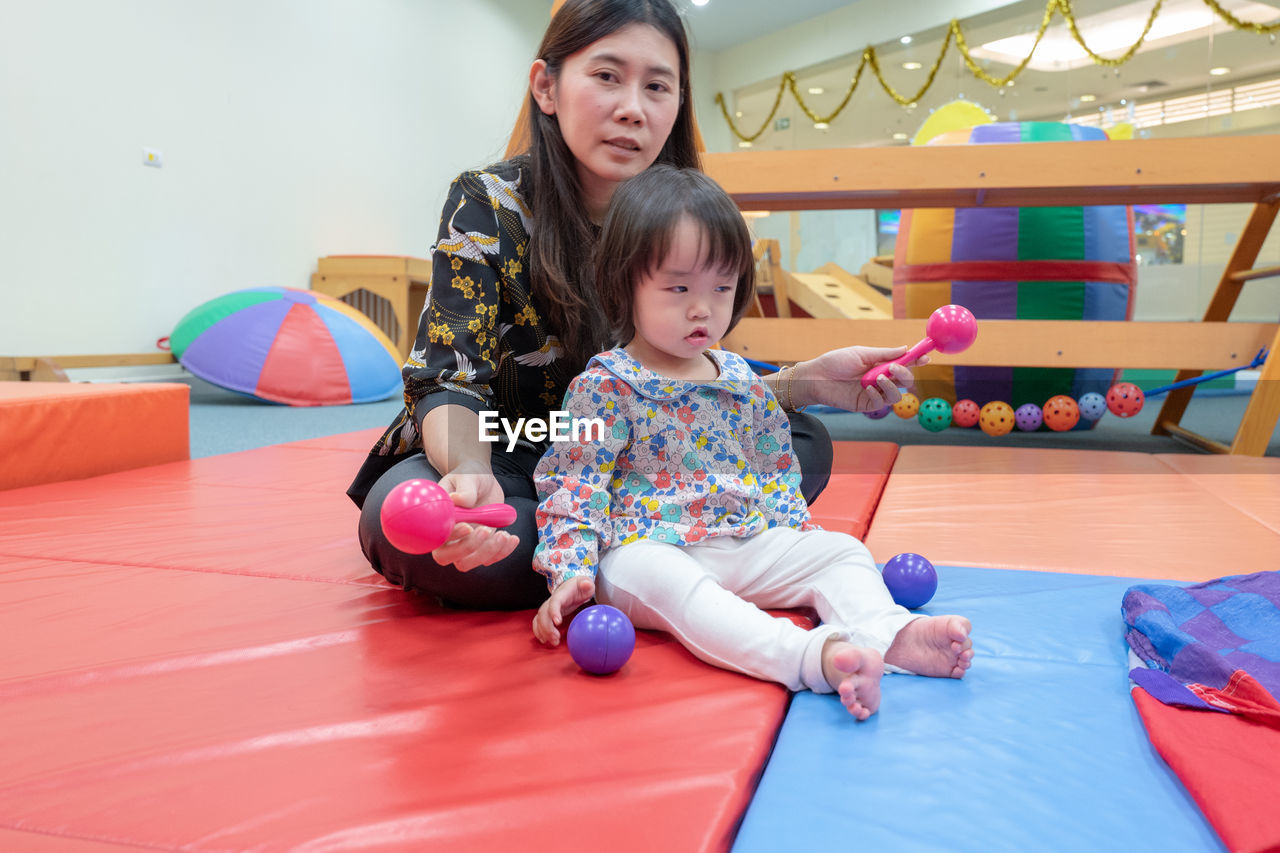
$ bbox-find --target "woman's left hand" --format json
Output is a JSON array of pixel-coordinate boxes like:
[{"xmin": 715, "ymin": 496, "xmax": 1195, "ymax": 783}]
[{"xmin": 792, "ymin": 346, "xmax": 929, "ymax": 413}]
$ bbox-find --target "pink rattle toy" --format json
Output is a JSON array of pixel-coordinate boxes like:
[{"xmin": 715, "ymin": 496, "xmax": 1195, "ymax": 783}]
[
  {"xmin": 861, "ymin": 303, "xmax": 977, "ymax": 388},
  {"xmin": 379, "ymin": 479, "xmax": 517, "ymax": 554}
]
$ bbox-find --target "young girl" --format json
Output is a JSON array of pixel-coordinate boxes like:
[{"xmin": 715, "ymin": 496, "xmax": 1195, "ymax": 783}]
[{"xmin": 530, "ymin": 166, "xmax": 973, "ymax": 719}]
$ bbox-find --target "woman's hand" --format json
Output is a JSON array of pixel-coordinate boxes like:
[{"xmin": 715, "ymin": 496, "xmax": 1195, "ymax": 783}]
[
  {"xmin": 532, "ymin": 576, "xmax": 597, "ymax": 645},
  {"xmin": 793, "ymin": 346, "xmax": 930, "ymax": 413},
  {"xmin": 430, "ymin": 463, "xmax": 519, "ymax": 572}
]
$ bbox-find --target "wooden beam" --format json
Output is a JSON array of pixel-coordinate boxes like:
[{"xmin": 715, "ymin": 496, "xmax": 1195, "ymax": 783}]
[
  {"xmin": 706, "ymin": 136, "xmax": 1280, "ymax": 210},
  {"xmin": 1229, "ymin": 327, "xmax": 1280, "ymax": 455},
  {"xmin": 0, "ymin": 353, "xmax": 176, "ymax": 381},
  {"xmin": 1158, "ymin": 422, "xmax": 1232, "ymax": 455},
  {"xmin": 1153, "ymin": 199, "xmax": 1280, "ymax": 436},
  {"xmin": 1229, "ymin": 264, "xmax": 1280, "ymax": 283},
  {"xmin": 720, "ymin": 319, "xmax": 1276, "ymax": 370}
]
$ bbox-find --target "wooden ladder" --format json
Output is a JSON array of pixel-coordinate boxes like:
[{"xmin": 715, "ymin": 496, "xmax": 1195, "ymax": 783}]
[{"xmin": 1153, "ymin": 198, "xmax": 1280, "ymax": 455}]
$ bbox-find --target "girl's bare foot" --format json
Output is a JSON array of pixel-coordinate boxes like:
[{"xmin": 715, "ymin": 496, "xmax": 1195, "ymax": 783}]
[
  {"xmin": 821, "ymin": 641, "xmax": 884, "ymax": 721},
  {"xmin": 884, "ymin": 615, "xmax": 973, "ymax": 678}
]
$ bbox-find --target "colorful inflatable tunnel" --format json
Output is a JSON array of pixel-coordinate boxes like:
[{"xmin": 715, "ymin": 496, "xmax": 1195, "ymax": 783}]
[{"xmin": 893, "ymin": 122, "xmax": 1137, "ymax": 419}]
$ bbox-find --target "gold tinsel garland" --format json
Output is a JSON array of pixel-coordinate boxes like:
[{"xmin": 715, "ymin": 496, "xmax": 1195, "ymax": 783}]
[{"xmin": 714, "ymin": 0, "xmax": 1279, "ymax": 142}]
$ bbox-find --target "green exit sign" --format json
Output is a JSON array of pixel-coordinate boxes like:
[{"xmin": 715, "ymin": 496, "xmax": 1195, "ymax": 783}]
[{"xmin": 774, "ymin": 117, "xmax": 790, "ymax": 131}]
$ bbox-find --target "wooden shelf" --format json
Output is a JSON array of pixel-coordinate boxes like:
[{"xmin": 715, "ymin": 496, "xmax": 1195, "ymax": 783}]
[
  {"xmin": 709, "ymin": 135, "xmax": 1280, "ymax": 455},
  {"xmin": 706, "ymin": 136, "xmax": 1280, "ymax": 211}
]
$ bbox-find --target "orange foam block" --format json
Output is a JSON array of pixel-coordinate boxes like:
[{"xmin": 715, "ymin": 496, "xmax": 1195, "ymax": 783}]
[
  {"xmin": 864, "ymin": 445, "xmax": 1280, "ymax": 582},
  {"xmin": 0, "ymin": 382, "xmax": 188, "ymax": 490}
]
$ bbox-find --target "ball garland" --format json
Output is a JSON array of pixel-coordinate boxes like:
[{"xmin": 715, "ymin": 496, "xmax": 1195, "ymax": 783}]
[{"xmin": 861, "ymin": 382, "xmax": 1157, "ymax": 436}]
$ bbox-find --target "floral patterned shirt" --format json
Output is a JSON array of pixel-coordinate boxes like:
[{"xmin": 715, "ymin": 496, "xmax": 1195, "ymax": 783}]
[{"xmin": 532, "ymin": 347, "xmax": 816, "ymax": 591}]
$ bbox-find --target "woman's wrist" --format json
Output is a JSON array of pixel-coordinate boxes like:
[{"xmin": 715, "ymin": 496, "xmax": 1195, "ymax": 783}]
[{"xmin": 779, "ymin": 361, "xmax": 808, "ymax": 412}]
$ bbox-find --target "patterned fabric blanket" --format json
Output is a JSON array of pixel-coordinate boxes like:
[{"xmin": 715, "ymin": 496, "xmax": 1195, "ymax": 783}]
[
  {"xmin": 1123, "ymin": 571, "xmax": 1280, "ymax": 853},
  {"xmin": 1124, "ymin": 569, "xmax": 1280, "ymax": 726}
]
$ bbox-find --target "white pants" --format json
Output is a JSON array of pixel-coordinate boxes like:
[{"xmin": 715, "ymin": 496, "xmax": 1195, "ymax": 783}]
[{"xmin": 596, "ymin": 527, "xmax": 919, "ymax": 693}]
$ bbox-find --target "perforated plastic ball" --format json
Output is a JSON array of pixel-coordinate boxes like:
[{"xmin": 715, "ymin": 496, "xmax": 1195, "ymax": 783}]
[
  {"xmin": 882, "ymin": 552, "xmax": 938, "ymax": 609},
  {"xmin": 1078, "ymin": 392, "xmax": 1107, "ymax": 421},
  {"xmin": 1015, "ymin": 403, "xmax": 1043, "ymax": 431},
  {"xmin": 979, "ymin": 401, "xmax": 1015, "ymax": 437},
  {"xmin": 918, "ymin": 397, "xmax": 953, "ymax": 432},
  {"xmin": 865, "ymin": 405, "xmax": 891, "ymax": 420},
  {"xmin": 567, "ymin": 605, "xmax": 635, "ymax": 675},
  {"xmin": 1042, "ymin": 395, "xmax": 1081, "ymax": 432},
  {"xmin": 892, "ymin": 392, "xmax": 920, "ymax": 419},
  {"xmin": 952, "ymin": 399, "xmax": 980, "ymax": 428},
  {"xmin": 1106, "ymin": 382, "xmax": 1145, "ymax": 418}
]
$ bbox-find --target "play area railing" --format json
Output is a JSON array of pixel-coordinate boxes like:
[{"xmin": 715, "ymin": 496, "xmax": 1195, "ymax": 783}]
[{"xmin": 709, "ymin": 134, "xmax": 1280, "ymax": 456}]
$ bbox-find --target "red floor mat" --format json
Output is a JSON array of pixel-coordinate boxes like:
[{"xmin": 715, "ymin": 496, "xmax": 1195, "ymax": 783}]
[{"xmin": 0, "ymin": 434, "xmax": 902, "ymax": 850}]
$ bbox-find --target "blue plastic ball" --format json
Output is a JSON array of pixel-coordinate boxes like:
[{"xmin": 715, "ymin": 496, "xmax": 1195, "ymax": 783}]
[
  {"xmin": 865, "ymin": 405, "xmax": 891, "ymax": 420},
  {"xmin": 882, "ymin": 553, "xmax": 938, "ymax": 609},
  {"xmin": 567, "ymin": 604, "xmax": 636, "ymax": 674},
  {"xmin": 1015, "ymin": 403, "xmax": 1043, "ymax": 431},
  {"xmin": 1078, "ymin": 392, "xmax": 1107, "ymax": 421}
]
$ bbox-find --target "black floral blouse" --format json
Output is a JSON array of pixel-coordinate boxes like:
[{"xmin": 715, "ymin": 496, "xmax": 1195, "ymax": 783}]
[{"xmin": 348, "ymin": 156, "xmax": 571, "ymax": 505}]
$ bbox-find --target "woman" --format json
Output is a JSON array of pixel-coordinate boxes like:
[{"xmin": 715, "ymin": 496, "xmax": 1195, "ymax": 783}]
[{"xmin": 348, "ymin": 0, "xmax": 917, "ymax": 610}]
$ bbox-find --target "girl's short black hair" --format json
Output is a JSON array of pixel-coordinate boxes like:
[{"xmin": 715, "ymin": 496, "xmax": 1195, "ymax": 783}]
[{"xmin": 595, "ymin": 166, "xmax": 756, "ymax": 346}]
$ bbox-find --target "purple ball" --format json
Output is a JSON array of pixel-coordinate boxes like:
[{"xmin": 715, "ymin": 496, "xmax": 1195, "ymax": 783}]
[
  {"xmin": 567, "ymin": 604, "xmax": 635, "ymax": 674},
  {"xmin": 882, "ymin": 553, "xmax": 938, "ymax": 609},
  {"xmin": 865, "ymin": 405, "xmax": 891, "ymax": 420},
  {"xmin": 1015, "ymin": 403, "xmax": 1043, "ymax": 431},
  {"xmin": 1078, "ymin": 392, "xmax": 1107, "ymax": 421}
]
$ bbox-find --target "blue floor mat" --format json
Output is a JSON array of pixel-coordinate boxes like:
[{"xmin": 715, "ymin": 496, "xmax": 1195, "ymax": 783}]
[{"xmin": 732, "ymin": 565, "xmax": 1224, "ymax": 852}]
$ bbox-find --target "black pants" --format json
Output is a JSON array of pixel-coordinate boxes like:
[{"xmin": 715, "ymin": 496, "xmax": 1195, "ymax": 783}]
[{"xmin": 355, "ymin": 411, "xmax": 834, "ymax": 610}]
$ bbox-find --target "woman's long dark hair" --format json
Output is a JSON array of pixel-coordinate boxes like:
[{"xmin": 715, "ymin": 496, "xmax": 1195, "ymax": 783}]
[{"xmin": 523, "ymin": 0, "xmax": 701, "ymax": 373}]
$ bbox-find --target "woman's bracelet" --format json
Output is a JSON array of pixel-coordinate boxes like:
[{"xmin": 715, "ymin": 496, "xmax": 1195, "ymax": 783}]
[{"xmin": 781, "ymin": 362, "xmax": 803, "ymax": 412}]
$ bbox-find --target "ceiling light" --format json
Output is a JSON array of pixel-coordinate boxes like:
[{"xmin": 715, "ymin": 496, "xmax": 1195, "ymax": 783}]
[
  {"xmin": 902, "ymin": 62, "xmax": 923, "ymax": 71},
  {"xmin": 1080, "ymin": 93, "xmax": 1097, "ymax": 102},
  {"xmin": 969, "ymin": 0, "xmax": 1280, "ymax": 72},
  {"xmin": 892, "ymin": 132, "xmax": 909, "ymax": 140},
  {"xmin": 814, "ymin": 121, "xmax": 830, "ymax": 129},
  {"xmin": 1210, "ymin": 66, "xmax": 1231, "ymax": 76},
  {"xmin": 691, "ymin": 0, "xmax": 710, "ymax": 6},
  {"xmin": 735, "ymin": 111, "xmax": 743, "ymax": 117},
  {"xmin": 737, "ymin": 140, "xmax": 753, "ymax": 148},
  {"xmin": 808, "ymin": 87, "xmax": 825, "ymax": 95},
  {"xmin": 900, "ymin": 36, "xmax": 913, "ymax": 45}
]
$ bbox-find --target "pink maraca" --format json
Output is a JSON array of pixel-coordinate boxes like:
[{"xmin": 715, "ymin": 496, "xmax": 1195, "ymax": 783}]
[
  {"xmin": 380, "ymin": 479, "xmax": 517, "ymax": 554},
  {"xmin": 861, "ymin": 304, "xmax": 977, "ymax": 389}
]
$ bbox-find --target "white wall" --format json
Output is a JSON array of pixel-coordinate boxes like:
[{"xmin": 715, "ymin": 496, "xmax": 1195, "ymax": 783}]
[{"xmin": 0, "ymin": 0, "xmax": 553, "ymax": 357}]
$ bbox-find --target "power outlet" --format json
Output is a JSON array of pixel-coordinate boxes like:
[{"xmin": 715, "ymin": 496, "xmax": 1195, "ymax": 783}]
[{"xmin": 142, "ymin": 148, "xmax": 164, "ymax": 168}]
